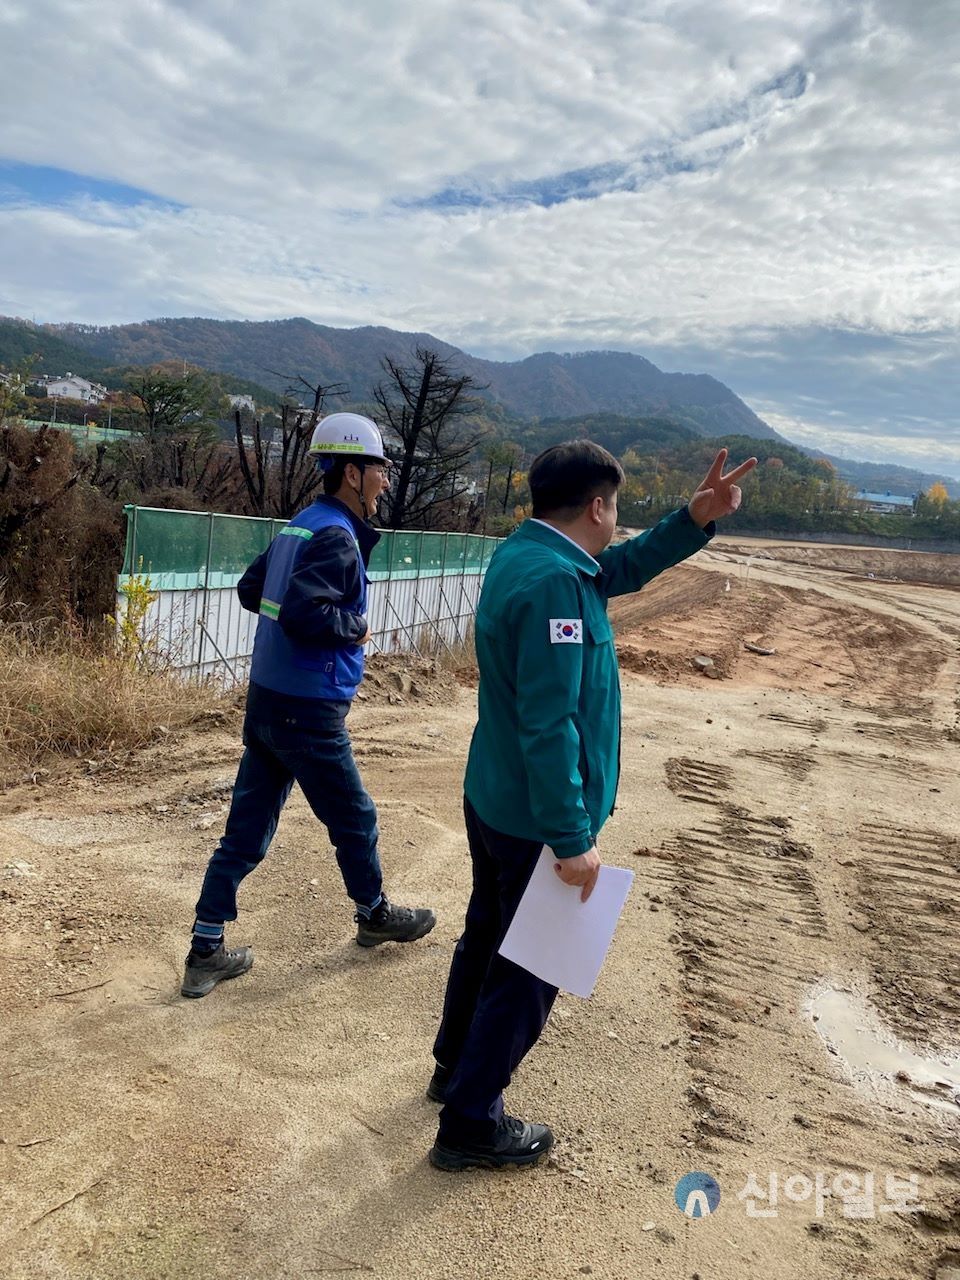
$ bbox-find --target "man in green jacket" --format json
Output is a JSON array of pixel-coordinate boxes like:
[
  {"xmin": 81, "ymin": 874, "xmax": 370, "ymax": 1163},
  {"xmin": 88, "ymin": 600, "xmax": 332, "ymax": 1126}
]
[{"xmin": 428, "ymin": 439, "xmax": 756, "ymax": 1172}]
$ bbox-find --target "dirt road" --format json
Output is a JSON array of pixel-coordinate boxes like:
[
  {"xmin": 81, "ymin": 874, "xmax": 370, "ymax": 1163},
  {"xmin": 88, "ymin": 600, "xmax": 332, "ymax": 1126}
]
[{"xmin": 2, "ymin": 538, "xmax": 958, "ymax": 1280}]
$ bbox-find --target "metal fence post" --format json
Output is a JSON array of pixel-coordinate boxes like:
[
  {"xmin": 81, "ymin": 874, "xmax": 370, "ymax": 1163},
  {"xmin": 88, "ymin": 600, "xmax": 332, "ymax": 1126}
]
[{"xmin": 196, "ymin": 511, "xmax": 216, "ymax": 679}]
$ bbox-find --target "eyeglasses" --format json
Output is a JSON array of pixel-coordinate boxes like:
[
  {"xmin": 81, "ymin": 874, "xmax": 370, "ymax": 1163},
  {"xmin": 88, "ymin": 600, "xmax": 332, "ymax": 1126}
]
[{"xmin": 369, "ymin": 462, "xmax": 393, "ymax": 476}]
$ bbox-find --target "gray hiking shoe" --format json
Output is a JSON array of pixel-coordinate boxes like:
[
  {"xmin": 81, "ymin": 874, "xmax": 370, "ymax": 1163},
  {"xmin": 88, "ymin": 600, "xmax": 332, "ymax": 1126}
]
[
  {"xmin": 181, "ymin": 943, "xmax": 253, "ymax": 998},
  {"xmin": 355, "ymin": 897, "xmax": 436, "ymax": 947}
]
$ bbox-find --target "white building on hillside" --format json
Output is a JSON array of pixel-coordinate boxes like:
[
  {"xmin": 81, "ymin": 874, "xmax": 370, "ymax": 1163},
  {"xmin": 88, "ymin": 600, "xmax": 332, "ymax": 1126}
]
[{"xmin": 43, "ymin": 374, "xmax": 107, "ymax": 403}]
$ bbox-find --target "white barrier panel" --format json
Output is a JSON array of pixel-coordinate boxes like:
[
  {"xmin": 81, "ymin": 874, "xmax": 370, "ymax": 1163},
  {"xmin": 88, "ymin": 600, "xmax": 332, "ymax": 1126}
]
[{"xmin": 124, "ymin": 572, "xmax": 486, "ymax": 683}]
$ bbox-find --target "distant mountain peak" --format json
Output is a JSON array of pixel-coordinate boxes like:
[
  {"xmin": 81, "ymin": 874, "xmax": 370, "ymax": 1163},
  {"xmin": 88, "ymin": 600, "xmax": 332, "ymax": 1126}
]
[{"xmin": 3, "ymin": 313, "xmax": 779, "ymax": 441}]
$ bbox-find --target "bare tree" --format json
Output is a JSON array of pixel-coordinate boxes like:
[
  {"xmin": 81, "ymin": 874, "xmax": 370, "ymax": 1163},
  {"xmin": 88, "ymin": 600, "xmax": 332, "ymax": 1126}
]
[
  {"xmin": 234, "ymin": 375, "xmax": 348, "ymax": 518},
  {"xmin": 373, "ymin": 346, "xmax": 486, "ymax": 530}
]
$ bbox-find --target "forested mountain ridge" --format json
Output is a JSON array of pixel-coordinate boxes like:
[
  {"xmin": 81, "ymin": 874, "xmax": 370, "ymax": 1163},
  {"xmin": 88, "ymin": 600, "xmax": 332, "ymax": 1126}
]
[
  {"xmin": 4, "ymin": 315, "xmax": 778, "ymax": 440},
  {"xmin": 4, "ymin": 314, "xmax": 955, "ymax": 497}
]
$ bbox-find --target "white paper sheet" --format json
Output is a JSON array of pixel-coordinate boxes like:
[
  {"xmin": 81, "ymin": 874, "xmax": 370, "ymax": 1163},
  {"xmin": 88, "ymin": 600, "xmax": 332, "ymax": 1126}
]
[{"xmin": 498, "ymin": 846, "xmax": 635, "ymax": 998}]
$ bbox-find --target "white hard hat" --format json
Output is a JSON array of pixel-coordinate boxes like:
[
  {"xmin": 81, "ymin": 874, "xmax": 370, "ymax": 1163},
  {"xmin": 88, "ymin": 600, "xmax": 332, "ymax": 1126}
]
[{"xmin": 309, "ymin": 412, "xmax": 386, "ymax": 463}]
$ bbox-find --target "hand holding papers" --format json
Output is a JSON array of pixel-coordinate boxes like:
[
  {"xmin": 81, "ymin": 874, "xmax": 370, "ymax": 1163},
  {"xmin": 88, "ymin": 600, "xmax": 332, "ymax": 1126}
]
[
  {"xmin": 553, "ymin": 843, "xmax": 601, "ymax": 901},
  {"xmin": 498, "ymin": 846, "xmax": 634, "ymax": 998}
]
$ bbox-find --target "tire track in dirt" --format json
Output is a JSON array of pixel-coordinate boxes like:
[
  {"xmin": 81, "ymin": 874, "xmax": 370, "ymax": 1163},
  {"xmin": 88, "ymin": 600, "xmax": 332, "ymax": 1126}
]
[
  {"xmin": 663, "ymin": 757, "xmax": 733, "ymax": 803},
  {"xmin": 608, "ymin": 545, "xmax": 959, "ymax": 1274},
  {"xmin": 851, "ymin": 720, "xmax": 944, "ymax": 748},
  {"xmin": 823, "ymin": 748, "xmax": 944, "ymax": 784},
  {"xmin": 764, "ymin": 712, "xmax": 828, "ymax": 735},
  {"xmin": 738, "ymin": 747, "xmax": 817, "ymax": 781},
  {"xmin": 650, "ymin": 740, "xmax": 960, "ymax": 1278},
  {"xmin": 852, "ymin": 820, "xmax": 960, "ymax": 1047}
]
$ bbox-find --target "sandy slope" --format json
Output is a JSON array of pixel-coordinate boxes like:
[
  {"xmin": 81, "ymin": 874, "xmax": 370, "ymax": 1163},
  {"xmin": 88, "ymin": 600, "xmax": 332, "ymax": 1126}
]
[{"xmin": 1, "ymin": 538, "xmax": 958, "ymax": 1280}]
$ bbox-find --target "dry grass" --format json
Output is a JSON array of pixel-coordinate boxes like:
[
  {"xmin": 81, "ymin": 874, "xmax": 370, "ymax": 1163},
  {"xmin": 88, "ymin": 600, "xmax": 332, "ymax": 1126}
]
[
  {"xmin": 432, "ymin": 626, "xmax": 477, "ymax": 675},
  {"xmin": 0, "ymin": 619, "xmax": 229, "ymax": 781},
  {"xmin": 369, "ymin": 621, "xmax": 477, "ymax": 677}
]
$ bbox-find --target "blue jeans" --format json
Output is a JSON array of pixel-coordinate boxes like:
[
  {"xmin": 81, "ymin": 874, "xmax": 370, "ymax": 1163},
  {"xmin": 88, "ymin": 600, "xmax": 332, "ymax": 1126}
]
[
  {"xmin": 433, "ymin": 797, "xmax": 558, "ymax": 1141},
  {"xmin": 194, "ymin": 682, "xmax": 383, "ymax": 923}
]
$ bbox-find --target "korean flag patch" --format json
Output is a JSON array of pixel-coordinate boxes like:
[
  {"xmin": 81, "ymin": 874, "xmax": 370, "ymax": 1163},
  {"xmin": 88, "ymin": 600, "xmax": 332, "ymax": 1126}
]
[{"xmin": 550, "ymin": 618, "xmax": 583, "ymax": 644}]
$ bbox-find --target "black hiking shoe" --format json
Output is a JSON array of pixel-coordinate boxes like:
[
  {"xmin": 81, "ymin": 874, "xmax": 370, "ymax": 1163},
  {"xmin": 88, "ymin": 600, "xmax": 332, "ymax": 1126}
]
[
  {"xmin": 181, "ymin": 943, "xmax": 253, "ymax": 998},
  {"xmin": 355, "ymin": 897, "xmax": 436, "ymax": 947},
  {"xmin": 429, "ymin": 1115, "xmax": 555, "ymax": 1172},
  {"xmin": 426, "ymin": 1063, "xmax": 452, "ymax": 1103}
]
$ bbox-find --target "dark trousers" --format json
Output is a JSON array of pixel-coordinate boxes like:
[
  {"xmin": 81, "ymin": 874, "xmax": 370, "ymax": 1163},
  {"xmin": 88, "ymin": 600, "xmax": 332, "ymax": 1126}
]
[
  {"xmin": 194, "ymin": 683, "xmax": 383, "ymax": 924},
  {"xmin": 433, "ymin": 797, "xmax": 558, "ymax": 1141}
]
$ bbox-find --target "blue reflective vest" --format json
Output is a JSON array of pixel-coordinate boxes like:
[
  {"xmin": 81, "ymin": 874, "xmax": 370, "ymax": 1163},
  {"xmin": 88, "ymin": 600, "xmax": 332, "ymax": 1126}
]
[{"xmin": 249, "ymin": 503, "xmax": 368, "ymax": 700}]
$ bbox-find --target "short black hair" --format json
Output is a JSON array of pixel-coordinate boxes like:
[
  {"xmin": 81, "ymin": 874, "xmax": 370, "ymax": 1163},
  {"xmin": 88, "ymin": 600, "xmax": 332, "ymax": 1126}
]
[
  {"xmin": 321, "ymin": 458, "xmax": 350, "ymax": 495},
  {"xmin": 529, "ymin": 440, "xmax": 625, "ymax": 519}
]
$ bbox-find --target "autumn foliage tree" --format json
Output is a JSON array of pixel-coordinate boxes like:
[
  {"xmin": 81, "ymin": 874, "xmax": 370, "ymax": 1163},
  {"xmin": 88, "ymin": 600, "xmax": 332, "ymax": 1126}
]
[{"xmin": 480, "ymin": 440, "xmax": 525, "ymax": 532}]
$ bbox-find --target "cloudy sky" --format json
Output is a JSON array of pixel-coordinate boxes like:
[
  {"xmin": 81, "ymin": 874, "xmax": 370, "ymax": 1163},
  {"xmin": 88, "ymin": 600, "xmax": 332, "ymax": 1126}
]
[{"xmin": 1, "ymin": 0, "xmax": 957, "ymax": 478}]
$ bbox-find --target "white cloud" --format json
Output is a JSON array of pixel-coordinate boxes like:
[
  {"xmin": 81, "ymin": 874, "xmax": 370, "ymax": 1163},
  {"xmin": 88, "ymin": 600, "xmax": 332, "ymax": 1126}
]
[
  {"xmin": 761, "ymin": 409, "xmax": 960, "ymax": 477},
  {"xmin": 0, "ymin": 0, "xmax": 958, "ymax": 475}
]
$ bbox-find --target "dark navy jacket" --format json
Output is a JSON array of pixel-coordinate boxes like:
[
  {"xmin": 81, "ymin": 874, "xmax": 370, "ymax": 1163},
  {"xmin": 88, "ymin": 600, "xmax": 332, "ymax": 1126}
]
[{"xmin": 238, "ymin": 497, "xmax": 380, "ymax": 701}]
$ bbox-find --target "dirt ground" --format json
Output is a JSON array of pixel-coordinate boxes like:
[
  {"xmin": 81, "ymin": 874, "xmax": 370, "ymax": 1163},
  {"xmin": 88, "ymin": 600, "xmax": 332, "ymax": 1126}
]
[{"xmin": 2, "ymin": 535, "xmax": 959, "ymax": 1280}]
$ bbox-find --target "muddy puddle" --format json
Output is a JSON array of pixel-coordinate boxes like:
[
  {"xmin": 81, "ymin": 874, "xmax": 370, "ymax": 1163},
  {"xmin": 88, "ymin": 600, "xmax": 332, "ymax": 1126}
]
[{"xmin": 806, "ymin": 981, "xmax": 960, "ymax": 1115}]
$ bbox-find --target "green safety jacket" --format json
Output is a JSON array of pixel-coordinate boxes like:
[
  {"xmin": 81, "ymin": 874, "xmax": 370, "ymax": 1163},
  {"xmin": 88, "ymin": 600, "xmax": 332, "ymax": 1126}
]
[{"xmin": 464, "ymin": 508, "xmax": 712, "ymax": 857}]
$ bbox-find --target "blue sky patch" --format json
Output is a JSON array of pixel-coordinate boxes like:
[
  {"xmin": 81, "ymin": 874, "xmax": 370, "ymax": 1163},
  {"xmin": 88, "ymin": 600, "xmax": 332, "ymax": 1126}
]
[
  {"xmin": 400, "ymin": 145, "xmax": 728, "ymax": 213},
  {"xmin": 0, "ymin": 161, "xmax": 182, "ymax": 210}
]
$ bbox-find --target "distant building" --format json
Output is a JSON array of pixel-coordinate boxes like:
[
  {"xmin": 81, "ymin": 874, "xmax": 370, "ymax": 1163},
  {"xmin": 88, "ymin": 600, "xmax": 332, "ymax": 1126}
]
[
  {"xmin": 41, "ymin": 373, "xmax": 107, "ymax": 404},
  {"xmin": 852, "ymin": 490, "xmax": 915, "ymax": 515},
  {"xmin": 228, "ymin": 394, "xmax": 256, "ymax": 413}
]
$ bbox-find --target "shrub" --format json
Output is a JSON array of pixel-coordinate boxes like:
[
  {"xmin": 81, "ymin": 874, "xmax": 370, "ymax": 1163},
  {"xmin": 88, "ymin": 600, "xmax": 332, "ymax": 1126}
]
[
  {"xmin": 0, "ymin": 423, "xmax": 124, "ymax": 623},
  {"xmin": 0, "ymin": 614, "xmax": 230, "ymax": 781}
]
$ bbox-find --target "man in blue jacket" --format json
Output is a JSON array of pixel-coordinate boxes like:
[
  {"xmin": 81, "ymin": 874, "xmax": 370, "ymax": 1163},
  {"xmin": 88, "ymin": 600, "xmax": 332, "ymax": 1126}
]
[
  {"xmin": 427, "ymin": 439, "xmax": 756, "ymax": 1170},
  {"xmin": 181, "ymin": 413, "xmax": 436, "ymax": 999}
]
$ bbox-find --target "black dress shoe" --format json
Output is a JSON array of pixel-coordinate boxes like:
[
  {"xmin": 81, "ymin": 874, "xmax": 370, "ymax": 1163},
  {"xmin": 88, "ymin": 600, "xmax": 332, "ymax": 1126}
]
[{"xmin": 429, "ymin": 1115, "xmax": 554, "ymax": 1172}]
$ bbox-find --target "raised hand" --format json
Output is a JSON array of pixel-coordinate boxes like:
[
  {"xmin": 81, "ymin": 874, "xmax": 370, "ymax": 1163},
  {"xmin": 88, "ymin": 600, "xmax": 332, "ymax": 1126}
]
[{"xmin": 688, "ymin": 449, "xmax": 758, "ymax": 528}]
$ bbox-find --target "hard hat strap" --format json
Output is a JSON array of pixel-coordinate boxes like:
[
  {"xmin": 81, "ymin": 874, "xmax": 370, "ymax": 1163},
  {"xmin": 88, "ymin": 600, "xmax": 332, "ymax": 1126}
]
[{"xmin": 352, "ymin": 459, "xmax": 371, "ymax": 521}]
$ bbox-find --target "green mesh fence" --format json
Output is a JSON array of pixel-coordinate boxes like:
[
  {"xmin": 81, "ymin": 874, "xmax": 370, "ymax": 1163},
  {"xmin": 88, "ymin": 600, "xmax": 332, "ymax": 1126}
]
[
  {"xmin": 24, "ymin": 419, "xmax": 135, "ymax": 445},
  {"xmin": 120, "ymin": 505, "xmax": 501, "ymax": 590}
]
